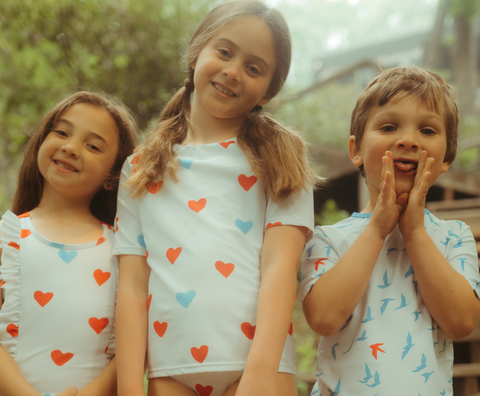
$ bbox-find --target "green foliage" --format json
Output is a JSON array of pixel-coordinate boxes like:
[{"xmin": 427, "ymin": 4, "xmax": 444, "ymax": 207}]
[
  {"xmin": 445, "ymin": 0, "xmax": 478, "ymax": 17},
  {"xmin": 316, "ymin": 199, "xmax": 350, "ymax": 226},
  {"xmin": 0, "ymin": 0, "xmax": 217, "ymax": 212}
]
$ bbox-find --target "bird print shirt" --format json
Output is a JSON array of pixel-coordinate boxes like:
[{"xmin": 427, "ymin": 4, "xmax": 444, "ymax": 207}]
[
  {"xmin": 0, "ymin": 211, "xmax": 117, "ymax": 396},
  {"xmin": 300, "ymin": 211, "xmax": 480, "ymax": 396},
  {"xmin": 113, "ymin": 138, "xmax": 314, "ymax": 378}
]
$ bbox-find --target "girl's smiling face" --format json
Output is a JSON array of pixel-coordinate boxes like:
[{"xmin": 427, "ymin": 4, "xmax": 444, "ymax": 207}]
[
  {"xmin": 38, "ymin": 103, "xmax": 119, "ymax": 203},
  {"xmin": 349, "ymin": 92, "xmax": 450, "ymax": 205},
  {"xmin": 191, "ymin": 16, "xmax": 277, "ymax": 124}
]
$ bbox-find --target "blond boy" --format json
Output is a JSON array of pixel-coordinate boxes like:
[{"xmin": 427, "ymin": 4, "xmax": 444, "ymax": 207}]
[{"xmin": 300, "ymin": 65, "xmax": 480, "ymax": 395}]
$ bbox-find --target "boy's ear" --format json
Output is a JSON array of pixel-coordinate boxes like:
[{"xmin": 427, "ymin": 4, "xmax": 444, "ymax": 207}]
[
  {"xmin": 349, "ymin": 136, "xmax": 363, "ymax": 166},
  {"xmin": 441, "ymin": 161, "xmax": 450, "ymax": 174}
]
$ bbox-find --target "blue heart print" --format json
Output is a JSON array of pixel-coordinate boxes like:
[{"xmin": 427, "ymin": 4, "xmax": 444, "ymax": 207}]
[
  {"xmin": 58, "ymin": 250, "xmax": 78, "ymax": 264},
  {"xmin": 235, "ymin": 219, "xmax": 253, "ymax": 235},
  {"xmin": 176, "ymin": 290, "xmax": 196, "ymax": 308},
  {"xmin": 137, "ymin": 234, "xmax": 147, "ymax": 250},
  {"xmin": 179, "ymin": 158, "xmax": 195, "ymax": 170}
]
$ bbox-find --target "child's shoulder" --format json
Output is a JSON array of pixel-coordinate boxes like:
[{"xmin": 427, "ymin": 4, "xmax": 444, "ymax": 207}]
[
  {"xmin": 424, "ymin": 210, "xmax": 469, "ymax": 233},
  {"xmin": 308, "ymin": 213, "xmax": 366, "ymax": 245}
]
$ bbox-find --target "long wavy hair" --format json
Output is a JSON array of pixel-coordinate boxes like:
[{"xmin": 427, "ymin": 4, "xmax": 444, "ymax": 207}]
[
  {"xmin": 126, "ymin": 0, "xmax": 320, "ymax": 201},
  {"xmin": 12, "ymin": 91, "xmax": 138, "ymax": 224}
]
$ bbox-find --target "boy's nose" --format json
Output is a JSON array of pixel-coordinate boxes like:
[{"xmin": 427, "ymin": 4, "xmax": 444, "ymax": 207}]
[{"xmin": 395, "ymin": 130, "xmax": 419, "ymax": 151}]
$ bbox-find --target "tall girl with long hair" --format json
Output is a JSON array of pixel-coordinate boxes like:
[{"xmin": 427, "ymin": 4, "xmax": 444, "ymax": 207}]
[
  {"xmin": 114, "ymin": 1, "xmax": 319, "ymax": 395},
  {"xmin": 0, "ymin": 91, "xmax": 137, "ymax": 396}
]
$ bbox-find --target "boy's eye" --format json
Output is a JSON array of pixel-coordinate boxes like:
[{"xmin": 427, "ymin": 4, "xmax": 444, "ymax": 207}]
[
  {"xmin": 380, "ymin": 125, "xmax": 396, "ymax": 132},
  {"xmin": 421, "ymin": 128, "xmax": 436, "ymax": 135}
]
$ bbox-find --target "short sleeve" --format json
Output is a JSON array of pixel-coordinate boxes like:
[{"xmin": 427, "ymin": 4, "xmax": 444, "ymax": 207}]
[
  {"xmin": 112, "ymin": 156, "xmax": 146, "ymax": 257},
  {"xmin": 299, "ymin": 226, "xmax": 339, "ymax": 303},
  {"xmin": 265, "ymin": 186, "xmax": 314, "ymax": 242},
  {"xmin": 444, "ymin": 222, "xmax": 480, "ymax": 298}
]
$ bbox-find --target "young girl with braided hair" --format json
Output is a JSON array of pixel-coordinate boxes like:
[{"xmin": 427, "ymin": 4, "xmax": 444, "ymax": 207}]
[{"xmin": 114, "ymin": 2, "xmax": 319, "ymax": 395}]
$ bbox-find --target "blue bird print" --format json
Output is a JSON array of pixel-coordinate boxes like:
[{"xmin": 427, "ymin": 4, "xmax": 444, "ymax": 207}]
[
  {"xmin": 366, "ymin": 371, "xmax": 381, "ymax": 388},
  {"xmin": 448, "ymin": 230, "xmax": 459, "ymax": 239},
  {"xmin": 453, "ymin": 239, "xmax": 463, "ymax": 248},
  {"xmin": 387, "ymin": 247, "xmax": 398, "ymax": 255},
  {"xmin": 342, "ymin": 339, "xmax": 355, "ymax": 355},
  {"xmin": 328, "ymin": 379, "xmax": 342, "ymax": 396},
  {"xmin": 380, "ymin": 298, "xmax": 395, "ymax": 315},
  {"xmin": 394, "ymin": 294, "xmax": 408, "ymax": 310},
  {"xmin": 358, "ymin": 363, "xmax": 373, "ymax": 384},
  {"xmin": 412, "ymin": 353, "xmax": 427, "ymax": 372},
  {"xmin": 457, "ymin": 258, "xmax": 467, "ymax": 271},
  {"xmin": 378, "ymin": 270, "xmax": 392, "ymax": 289},
  {"xmin": 427, "ymin": 213, "xmax": 439, "ymax": 226},
  {"xmin": 356, "ymin": 329, "xmax": 368, "ymax": 341},
  {"xmin": 361, "ymin": 307, "xmax": 374, "ymax": 323},
  {"xmin": 427, "ymin": 325, "xmax": 438, "ymax": 331},
  {"xmin": 440, "ymin": 237, "xmax": 451, "ymax": 246},
  {"xmin": 421, "ymin": 371, "xmax": 434, "ymax": 383},
  {"xmin": 405, "ymin": 265, "xmax": 414, "ymax": 278},
  {"xmin": 453, "ymin": 220, "xmax": 463, "ymax": 229},
  {"xmin": 412, "ymin": 311, "xmax": 422, "ymax": 321},
  {"xmin": 324, "ymin": 245, "xmax": 332, "ymax": 257},
  {"xmin": 401, "ymin": 332, "xmax": 415, "ymax": 360},
  {"xmin": 440, "ymin": 388, "xmax": 446, "ymax": 396},
  {"xmin": 331, "ymin": 342, "xmax": 340, "ymax": 360},
  {"xmin": 315, "ymin": 231, "xmax": 327, "ymax": 238},
  {"xmin": 304, "ymin": 244, "xmax": 315, "ymax": 260},
  {"xmin": 412, "ymin": 280, "xmax": 419, "ymax": 296},
  {"xmin": 340, "ymin": 314, "xmax": 353, "ymax": 331},
  {"xmin": 311, "ymin": 387, "xmax": 319, "ymax": 395},
  {"xmin": 315, "ymin": 269, "xmax": 326, "ymax": 279},
  {"xmin": 438, "ymin": 339, "xmax": 446, "ymax": 353},
  {"xmin": 433, "ymin": 342, "xmax": 438, "ymax": 348}
]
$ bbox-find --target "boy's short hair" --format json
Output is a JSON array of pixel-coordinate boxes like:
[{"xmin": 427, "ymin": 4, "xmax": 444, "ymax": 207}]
[{"xmin": 350, "ymin": 65, "xmax": 459, "ymax": 176}]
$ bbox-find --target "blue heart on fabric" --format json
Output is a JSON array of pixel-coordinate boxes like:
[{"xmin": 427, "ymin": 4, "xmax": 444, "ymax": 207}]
[
  {"xmin": 137, "ymin": 234, "xmax": 147, "ymax": 250},
  {"xmin": 235, "ymin": 219, "xmax": 253, "ymax": 235},
  {"xmin": 58, "ymin": 250, "xmax": 78, "ymax": 264},
  {"xmin": 179, "ymin": 158, "xmax": 195, "ymax": 170},
  {"xmin": 176, "ymin": 290, "xmax": 196, "ymax": 308}
]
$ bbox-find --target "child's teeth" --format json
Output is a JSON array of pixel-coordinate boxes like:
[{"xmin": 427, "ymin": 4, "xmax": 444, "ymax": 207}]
[
  {"xmin": 57, "ymin": 161, "xmax": 76, "ymax": 171},
  {"xmin": 214, "ymin": 83, "xmax": 234, "ymax": 96}
]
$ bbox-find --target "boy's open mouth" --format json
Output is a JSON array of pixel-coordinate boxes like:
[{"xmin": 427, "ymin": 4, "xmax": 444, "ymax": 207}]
[{"xmin": 394, "ymin": 160, "xmax": 417, "ymax": 173}]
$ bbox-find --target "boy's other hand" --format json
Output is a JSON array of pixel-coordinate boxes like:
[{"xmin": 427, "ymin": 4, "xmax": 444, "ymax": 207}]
[
  {"xmin": 369, "ymin": 151, "xmax": 408, "ymax": 240},
  {"xmin": 399, "ymin": 150, "xmax": 434, "ymax": 241}
]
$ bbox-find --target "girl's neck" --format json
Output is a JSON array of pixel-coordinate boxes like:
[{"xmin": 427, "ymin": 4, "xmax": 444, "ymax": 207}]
[
  {"xmin": 186, "ymin": 101, "xmax": 243, "ymax": 146},
  {"xmin": 29, "ymin": 186, "xmax": 103, "ymax": 244}
]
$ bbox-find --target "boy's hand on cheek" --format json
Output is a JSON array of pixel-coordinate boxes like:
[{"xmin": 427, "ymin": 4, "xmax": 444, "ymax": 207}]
[
  {"xmin": 369, "ymin": 151, "xmax": 407, "ymax": 240},
  {"xmin": 399, "ymin": 151, "xmax": 433, "ymax": 241}
]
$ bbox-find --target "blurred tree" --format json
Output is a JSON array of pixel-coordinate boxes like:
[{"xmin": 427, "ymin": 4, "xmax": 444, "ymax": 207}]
[{"xmin": 0, "ymin": 0, "xmax": 216, "ymax": 211}]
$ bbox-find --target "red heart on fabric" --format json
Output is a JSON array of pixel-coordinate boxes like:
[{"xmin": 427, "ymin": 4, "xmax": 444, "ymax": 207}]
[
  {"xmin": 148, "ymin": 294, "xmax": 152, "ymax": 311},
  {"xmin": 153, "ymin": 321, "xmax": 168, "ymax": 337},
  {"xmin": 93, "ymin": 269, "xmax": 111, "ymax": 286},
  {"xmin": 188, "ymin": 199, "xmax": 206, "ymax": 213},
  {"xmin": 6, "ymin": 324, "xmax": 18, "ymax": 337},
  {"xmin": 130, "ymin": 155, "xmax": 139, "ymax": 164},
  {"xmin": 195, "ymin": 384, "xmax": 213, "ymax": 396},
  {"xmin": 146, "ymin": 181, "xmax": 163, "ymax": 194},
  {"xmin": 288, "ymin": 322, "xmax": 293, "ymax": 336},
  {"xmin": 266, "ymin": 222, "xmax": 282, "ymax": 230},
  {"xmin": 96, "ymin": 237, "xmax": 106, "ymax": 246},
  {"xmin": 238, "ymin": 174, "xmax": 257, "ymax": 191},
  {"xmin": 219, "ymin": 141, "xmax": 235, "ymax": 149},
  {"xmin": 8, "ymin": 242, "xmax": 20, "ymax": 250},
  {"xmin": 51, "ymin": 350, "xmax": 74, "ymax": 366},
  {"xmin": 0, "ymin": 281, "xmax": 5, "ymax": 287},
  {"xmin": 34, "ymin": 291, "xmax": 53, "ymax": 307},
  {"xmin": 215, "ymin": 261, "xmax": 235, "ymax": 278},
  {"xmin": 241, "ymin": 322, "xmax": 256, "ymax": 340},
  {"xmin": 89, "ymin": 317, "xmax": 109, "ymax": 334},
  {"xmin": 18, "ymin": 212, "xmax": 30, "ymax": 218},
  {"xmin": 191, "ymin": 345, "xmax": 209, "ymax": 363},
  {"xmin": 166, "ymin": 247, "xmax": 182, "ymax": 264},
  {"xmin": 20, "ymin": 229, "xmax": 31, "ymax": 238}
]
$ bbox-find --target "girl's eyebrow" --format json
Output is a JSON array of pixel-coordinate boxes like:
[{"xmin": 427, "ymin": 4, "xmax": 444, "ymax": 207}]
[
  {"xmin": 55, "ymin": 118, "xmax": 108, "ymax": 145},
  {"xmin": 214, "ymin": 37, "xmax": 270, "ymax": 70}
]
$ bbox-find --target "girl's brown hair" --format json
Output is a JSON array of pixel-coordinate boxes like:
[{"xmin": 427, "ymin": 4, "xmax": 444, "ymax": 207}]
[
  {"xmin": 12, "ymin": 91, "xmax": 138, "ymax": 224},
  {"xmin": 126, "ymin": 0, "xmax": 319, "ymax": 201}
]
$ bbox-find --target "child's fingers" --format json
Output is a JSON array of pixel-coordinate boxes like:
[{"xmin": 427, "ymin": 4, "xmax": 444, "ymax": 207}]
[{"xmin": 414, "ymin": 151, "xmax": 427, "ymax": 185}]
